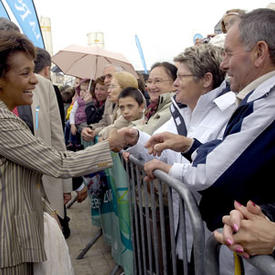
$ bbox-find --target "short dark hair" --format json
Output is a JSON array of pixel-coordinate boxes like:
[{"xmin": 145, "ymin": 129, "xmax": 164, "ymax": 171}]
[
  {"xmin": 60, "ymin": 85, "xmax": 75, "ymax": 103},
  {"xmin": 150, "ymin": 62, "xmax": 177, "ymax": 81},
  {"xmin": 118, "ymin": 87, "xmax": 144, "ymax": 106},
  {"xmin": 34, "ymin": 47, "xmax": 51, "ymax": 73},
  {"xmin": 0, "ymin": 30, "xmax": 36, "ymax": 78}
]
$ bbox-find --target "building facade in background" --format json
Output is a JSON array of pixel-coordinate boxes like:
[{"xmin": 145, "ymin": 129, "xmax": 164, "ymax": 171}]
[
  {"xmin": 39, "ymin": 16, "xmax": 53, "ymax": 55},
  {"xmin": 87, "ymin": 32, "xmax": 104, "ymax": 48}
]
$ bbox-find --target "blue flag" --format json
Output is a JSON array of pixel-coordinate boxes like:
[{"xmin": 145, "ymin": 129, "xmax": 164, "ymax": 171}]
[
  {"xmin": 0, "ymin": 1, "xmax": 10, "ymax": 19},
  {"xmin": 135, "ymin": 34, "xmax": 148, "ymax": 74},
  {"xmin": 5, "ymin": 0, "xmax": 44, "ymax": 48}
]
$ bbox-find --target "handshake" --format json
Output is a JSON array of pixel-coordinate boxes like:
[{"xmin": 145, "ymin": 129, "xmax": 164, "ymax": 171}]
[
  {"xmin": 107, "ymin": 128, "xmax": 139, "ymax": 152},
  {"xmin": 107, "ymin": 128, "xmax": 193, "ymax": 154}
]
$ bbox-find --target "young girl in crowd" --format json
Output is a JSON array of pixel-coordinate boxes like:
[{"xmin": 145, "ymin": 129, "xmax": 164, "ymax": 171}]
[
  {"xmin": 69, "ymin": 79, "xmax": 92, "ymax": 135},
  {"xmin": 66, "ymin": 79, "xmax": 92, "ymax": 149}
]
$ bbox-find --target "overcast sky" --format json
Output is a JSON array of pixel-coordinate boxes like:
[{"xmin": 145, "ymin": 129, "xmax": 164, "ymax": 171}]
[{"xmin": 33, "ymin": 0, "xmax": 272, "ymax": 70}]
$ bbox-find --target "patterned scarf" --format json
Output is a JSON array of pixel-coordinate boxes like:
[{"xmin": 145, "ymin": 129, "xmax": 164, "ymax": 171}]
[{"xmin": 144, "ymin": 99, "xmax": 159, "ymax": 121}]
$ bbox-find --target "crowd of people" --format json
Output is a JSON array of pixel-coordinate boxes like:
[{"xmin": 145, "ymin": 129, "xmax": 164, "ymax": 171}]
[{"xmin": 0, "ymin": 5, "xmax": 275, "ymax": 275}]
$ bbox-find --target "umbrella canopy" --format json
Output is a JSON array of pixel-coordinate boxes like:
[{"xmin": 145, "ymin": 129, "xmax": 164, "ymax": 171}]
[{"xmin": 51, "ymin": 44, "xmax": 138, "ymax": 80}]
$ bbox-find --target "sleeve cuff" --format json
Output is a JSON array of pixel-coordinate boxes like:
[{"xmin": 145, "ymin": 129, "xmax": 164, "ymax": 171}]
[
  {"xmin": 181, "ymin": 138, "xmax": 202, "ymax": 162},
  {"xmin": 75, "ymin": 183, "xmax": 85, "ymax": 192},
  {"xmin": 168, "ymin": 163, "xmax": 184, "ymax": 181},
  {"xmin": 126, "ymin": 130, "xmax": 150, "ymax": 160}
]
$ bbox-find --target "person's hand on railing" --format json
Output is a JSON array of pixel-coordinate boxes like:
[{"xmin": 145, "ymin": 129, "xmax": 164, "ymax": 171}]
[
  {"xmin": 214, "ymin": 200, "xmax": 275, "ymax": 258},
  {"xmin": 145, "ymin": 132, "xmax": 193, "ymax": 156},
  {"xmin": 143, "ymin": 159, "xmax": 172, "ymax": 182}
]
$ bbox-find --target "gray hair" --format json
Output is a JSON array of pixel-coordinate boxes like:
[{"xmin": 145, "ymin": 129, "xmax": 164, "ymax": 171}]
[
  {"xmin": 0, "ymin": 17, "xmax": 20, "ymax": 32},
  {"xmin": 238, "ymin": 8, "xmax": 275, "ymax": 63},
  {"xmin": 174, "ymin": 44, "xmax": 225, "ymax": 89}
]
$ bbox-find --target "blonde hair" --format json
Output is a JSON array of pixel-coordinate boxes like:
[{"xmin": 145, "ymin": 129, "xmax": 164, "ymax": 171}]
[
  {"xmin": 113, "ymin": 71, "xmax": 138, "ymax": 90},
  {"xmin": 221, "ymin": 9, "xmax": 246, "ymax": 33}
]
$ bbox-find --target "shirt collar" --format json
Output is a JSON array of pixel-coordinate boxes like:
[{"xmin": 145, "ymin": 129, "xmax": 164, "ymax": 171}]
[{"xmin": 236, "ymin": 71, "xmax": 275, "ymax": 104}]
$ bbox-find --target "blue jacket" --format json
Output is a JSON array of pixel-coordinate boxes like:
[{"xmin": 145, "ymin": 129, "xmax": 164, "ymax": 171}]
[{"xmin": 180, "ymin": 75, "xmax": 275, "ymax": 231}]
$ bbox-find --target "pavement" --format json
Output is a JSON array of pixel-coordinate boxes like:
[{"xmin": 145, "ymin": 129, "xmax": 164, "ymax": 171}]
[{"xmin": 65, "ymin": 192, "xmax": 122, "ymax": 275}]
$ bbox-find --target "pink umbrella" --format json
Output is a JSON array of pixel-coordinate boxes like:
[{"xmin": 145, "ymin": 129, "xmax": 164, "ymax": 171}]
[{"xmin": 52, "ymin": 44, "xmax": 138, "ymax": 79}]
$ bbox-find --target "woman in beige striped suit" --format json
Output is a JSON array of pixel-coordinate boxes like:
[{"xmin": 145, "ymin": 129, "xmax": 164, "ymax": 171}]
[{"xmin": 0, "ymin": 31, "xmax": 124, "ymax": 275}]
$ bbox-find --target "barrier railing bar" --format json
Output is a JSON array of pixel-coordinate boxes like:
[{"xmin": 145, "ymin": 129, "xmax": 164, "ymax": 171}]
[
  {"xmin": 157, "ymin": 181, "xmax": 168, "ymax": 275},
  {"xmin": 76, "ymin": 228, "xmax": 102, "ymax": 259},
  {"xmin": 124, "ymin": 160, "xmax": 138, "ymax": 275},
  {"xmin": 205, "ymin": 231, "xmax": 275, "ymax": 275},
  {"xmin": 150, "ymin": 180, "xmax": 160, "ymax": 275},
  {"xmin": 130, "ymin": 163, "xmax": 142, "ymax": 274},
  {"xmin": 246, "ymin": 255, "xmax": 275, "ymax": 275},
  {"xmin": 144, "ymin": 179, "xmax": 154, "ymax": 274},
  {"xmin": 110, "ymin": 264, "xmax": 120, "ymax": 275},
  {"xmin": 154, "ymin": 171, "xmax": 205, "ymax": 275},
  {"xmin": 167, "ymin": 186, "xmax": 177, "ymax": 275},
  {"xmin": 179, "ymin": 198, "xmax": 189, "ymax": 274},
  {"xmin": 205, "ymin": 233, "xmax": 220, "ymax": 275},
  {"xmin": 136, "ymin": 166, "xmax": 148, "ymax": 274}
]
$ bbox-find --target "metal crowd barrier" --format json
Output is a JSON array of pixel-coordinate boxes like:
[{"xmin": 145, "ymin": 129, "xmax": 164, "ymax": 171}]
[
  {"xmin": 205, "ymin": 229, "xmax": 275, "ymax": 275},
  {"xmin": 124, "ymin": 154, "xmax": 275, "ymax": 275},
  {"xmin": 123, "ymin": 154, "xmax": 205, "ymax": 275}
]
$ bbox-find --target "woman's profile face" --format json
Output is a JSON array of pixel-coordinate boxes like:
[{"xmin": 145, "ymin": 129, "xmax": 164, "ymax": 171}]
[
  {"xmin": 107, "ymin": 78, "xmax": 122, "ymax": 103},
  {"xmin": 0, "ymin": 51, "xmax": 38, "ymax": 110},
  {"xmin": 174, "ymin": 62, "xmax": 204, "ymax": 110},
  {"xmin": 146, "ymin": 66, "xmax": 174, "ymax": 103}
]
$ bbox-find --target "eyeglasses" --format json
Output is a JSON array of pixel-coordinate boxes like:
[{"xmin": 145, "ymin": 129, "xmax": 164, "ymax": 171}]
[
  {"xmin": 146, "ymin": 78, "xmax": 172, "ymax": 85},
  {"xmin": 177, "ymin": 74, "xmax": 194, "ymax": 79}
]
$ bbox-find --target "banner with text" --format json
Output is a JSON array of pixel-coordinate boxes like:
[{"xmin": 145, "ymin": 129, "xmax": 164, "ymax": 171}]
[{"xmin": 5, "ymin": 0, "xmax": 44, "ymax": 48}]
